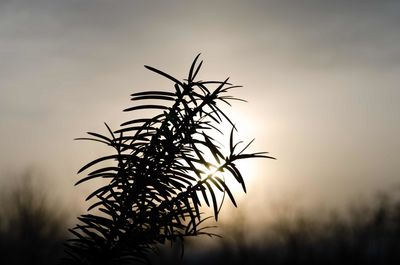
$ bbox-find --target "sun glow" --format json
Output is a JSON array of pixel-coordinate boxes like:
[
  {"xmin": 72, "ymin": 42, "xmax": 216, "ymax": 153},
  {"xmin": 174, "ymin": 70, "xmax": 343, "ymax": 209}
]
[{"xmin": 197, "ymin": 111, "xmax": 261, "ymax": 200}]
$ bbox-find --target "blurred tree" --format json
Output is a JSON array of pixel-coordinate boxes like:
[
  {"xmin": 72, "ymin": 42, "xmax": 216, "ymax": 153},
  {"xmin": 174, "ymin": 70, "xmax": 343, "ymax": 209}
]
[
  {"xmin": 0, "ymin": 171, "xmax": 67, "ymax": 265},
  {"xmin": 63, "ymin": 55, "xmax": 272, "ymax": 265}
]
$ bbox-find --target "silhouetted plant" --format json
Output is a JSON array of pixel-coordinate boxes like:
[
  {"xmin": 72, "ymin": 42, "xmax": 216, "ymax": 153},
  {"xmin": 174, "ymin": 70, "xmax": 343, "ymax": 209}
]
[{"xmin": 63, "ymin": 55, "xmax": 272, "ymax": 265}]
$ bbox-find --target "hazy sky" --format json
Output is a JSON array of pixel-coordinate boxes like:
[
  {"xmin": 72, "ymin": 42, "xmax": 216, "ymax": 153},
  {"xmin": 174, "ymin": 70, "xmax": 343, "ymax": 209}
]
[{"xmin": 1, "ymin": 0, "xmax": 400, "ymax": 223}]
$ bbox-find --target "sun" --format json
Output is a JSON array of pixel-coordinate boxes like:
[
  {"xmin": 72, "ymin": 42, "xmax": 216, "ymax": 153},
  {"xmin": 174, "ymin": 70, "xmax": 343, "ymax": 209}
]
[{"xmin": 198, "ymin": 132, "xmax": 258, "ymax": 198}]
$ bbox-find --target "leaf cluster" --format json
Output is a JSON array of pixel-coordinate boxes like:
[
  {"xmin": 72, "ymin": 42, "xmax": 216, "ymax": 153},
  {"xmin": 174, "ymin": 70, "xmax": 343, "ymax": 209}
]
[{"xmin": 63, "ymin": 55, "xmax": 273, "ymax": 265}]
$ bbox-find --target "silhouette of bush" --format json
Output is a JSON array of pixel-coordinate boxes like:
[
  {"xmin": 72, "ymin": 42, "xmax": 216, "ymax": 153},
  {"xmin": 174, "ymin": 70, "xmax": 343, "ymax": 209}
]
[
  {"xmin": 184, "ymin": 193, "xmax": 400, "ymax": 265},
  {"xmin": 0, "ymin": 171, "xmax": 68, "ymax": 265},
  {"xmin": 63, "ymin": 55, "xmax": 271, "ymax": 265}
]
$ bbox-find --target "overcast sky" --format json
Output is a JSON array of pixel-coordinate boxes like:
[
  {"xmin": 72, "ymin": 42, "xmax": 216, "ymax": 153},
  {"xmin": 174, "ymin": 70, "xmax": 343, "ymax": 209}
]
[{"xmin": 1, "ymin": 0, "xmax": 400, "ymax": 224}]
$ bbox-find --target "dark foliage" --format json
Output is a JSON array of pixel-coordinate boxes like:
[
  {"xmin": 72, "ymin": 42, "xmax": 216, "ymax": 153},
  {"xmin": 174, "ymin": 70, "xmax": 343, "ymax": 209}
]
[
  {"xmin": 152, "ymin": 194, "xmax": 400, "ymax": 265},
  {"xmin": 0, "ymin": 171, "xmax": 68, "ymax": 265},
  {"xmin": 63, "ymin": 55, "xmax": 271, "ymax": 264}
]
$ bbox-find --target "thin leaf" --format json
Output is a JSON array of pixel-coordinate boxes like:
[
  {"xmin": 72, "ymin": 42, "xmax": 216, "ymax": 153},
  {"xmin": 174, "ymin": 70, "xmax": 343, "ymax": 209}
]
[
  {"xmin": 204, "ymin": 182, "xmax": 218, "ymax": 221},
  {"xmin": 191, "ymin": 60, "xmax": 203, "ymax": 82},
  {"xmin": 226, "ymin": 164, "xmax": 246, "ymax": 193},
  {"xmin": 131, "ymin": 95, "xmax": 175, "ymax": 101},
  {"xmin": 78, "ymin": 154, "xmax": 127, "ymax": 174},
  {"xmin": 123, "ymin": 104, "xmax": 169, "ymax": 112},
  {"xmin": 144, "ymin": 65, "xmax": 183, "ymax": 86},
  {"xmin": 209, "ymin": 177, "xmax": 224, "ymax": 192},
  {"xmin": 199, "ymin": 184, "xmax": 210, "ymax": 207},
  {"xmin": 188, "ymin": 53, "xmax": 201, "ymax": 82},
  {"xmin": 131, "ymin": 91, "xmax": 176, "ymax": 97},
  {"xmin": 86, "ymin": 132, "xmax": 112, "ymax": 144},
  {"xmin": 215, "ymin": 176, "xmax": 237, "ymax": 207}
]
